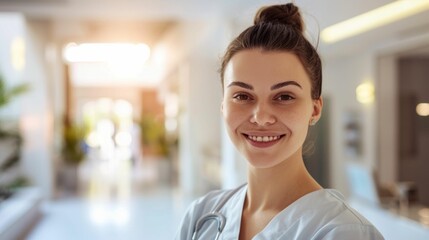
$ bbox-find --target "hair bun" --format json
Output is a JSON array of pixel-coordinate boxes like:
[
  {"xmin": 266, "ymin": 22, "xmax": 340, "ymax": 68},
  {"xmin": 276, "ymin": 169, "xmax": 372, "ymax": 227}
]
[{"xmin": 254, "ymin": 3, "xmax": 303, "ymax": 33}]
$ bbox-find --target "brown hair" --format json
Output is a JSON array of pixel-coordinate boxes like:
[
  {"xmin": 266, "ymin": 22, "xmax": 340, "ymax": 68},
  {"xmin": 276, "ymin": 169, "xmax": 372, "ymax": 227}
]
[{"xmin": 220, "ymin": 3, "xmax": 322, "ymax": 99}]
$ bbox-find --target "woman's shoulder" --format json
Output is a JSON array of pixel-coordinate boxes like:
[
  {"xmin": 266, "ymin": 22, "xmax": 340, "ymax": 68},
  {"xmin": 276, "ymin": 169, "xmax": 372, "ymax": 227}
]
[
  {"xmin": 307, "ymin": 189, "xmax": 385, "ymax": 239},
  {"xmin": 320, "ymin": 189, "xmax": 375, "ymax": 224},
  {"xmin": 295, "ymin": 189, "xmax": 375, "ymax": 224}
]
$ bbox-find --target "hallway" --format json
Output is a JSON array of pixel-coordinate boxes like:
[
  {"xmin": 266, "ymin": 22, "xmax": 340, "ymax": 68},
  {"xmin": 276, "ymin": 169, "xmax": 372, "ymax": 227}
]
[{"xmin": 2, "ymin": 1, "xmax": 429, "ymax": 239}]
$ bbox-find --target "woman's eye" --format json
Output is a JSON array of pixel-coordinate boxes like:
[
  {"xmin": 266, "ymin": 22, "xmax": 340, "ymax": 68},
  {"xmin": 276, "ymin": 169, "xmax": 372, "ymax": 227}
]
[
  {"xmin": 275, "ymin": 94, "xmax": 294, "ymax": 101},
  {"xmin": 233, "ymin": 94, "xmax": 251, "ymax": 101}
]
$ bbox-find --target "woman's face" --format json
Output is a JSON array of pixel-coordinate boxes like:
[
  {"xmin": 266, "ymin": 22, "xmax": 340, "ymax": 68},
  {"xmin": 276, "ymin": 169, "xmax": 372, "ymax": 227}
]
[{"xmin": 222, "ymin": 49, "xmax": 322, "ymax": 169}]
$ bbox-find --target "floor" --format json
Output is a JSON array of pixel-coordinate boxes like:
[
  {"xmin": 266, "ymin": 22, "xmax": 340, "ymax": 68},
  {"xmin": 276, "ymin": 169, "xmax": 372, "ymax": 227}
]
[
  {"xmin": 26, "ymin": 147, "xmax": 192, "ymax": 240},
  {"xmin": 27, "ymin": 185, "xmax": 188, "ymax": 240}
]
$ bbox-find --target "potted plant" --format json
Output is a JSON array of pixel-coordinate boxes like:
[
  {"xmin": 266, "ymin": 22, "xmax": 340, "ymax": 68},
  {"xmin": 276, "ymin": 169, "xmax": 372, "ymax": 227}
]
[
  {"xmin": 61, "ymin": 123, "xmax": 87, "ymax": 165},
  {"xmin": 59, "ymin": 121, "xmax": 88, "ymax": 193},
  {"xmin": 0, "ymin": 74, "xmax": 30, "ymax": 201},
  {"xmin": 139, "ymin": 115, "xmax": 169, "ymax": 158}
]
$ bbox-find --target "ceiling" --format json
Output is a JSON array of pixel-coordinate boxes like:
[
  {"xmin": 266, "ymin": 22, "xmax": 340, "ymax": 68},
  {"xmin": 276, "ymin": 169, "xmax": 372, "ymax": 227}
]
[
  {"xmin": 0, "ymin": 0, "xmax": 395, "ymax": 26},
  {"xmin": 1, "ymin": 0, "xmax": 429, "ymax": 57},
  {"xmin": 3, "ymin": 0, "xmax": 429, "ymax": 89}
]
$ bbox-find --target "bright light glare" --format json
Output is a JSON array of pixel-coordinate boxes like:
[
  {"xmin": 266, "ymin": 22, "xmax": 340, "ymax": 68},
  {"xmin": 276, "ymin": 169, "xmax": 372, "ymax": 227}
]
[
  {"xmin": 165, "ymin": 118, "xmax": 178, "ymax": 133},
  {"xmin": 11, "ymin": 37, "xmax": 25, "ymax": 71},
  {"xmin": 115, "ymin": 131, "xmax": 132, "ymax": 147},
  {"xmin": 356, "ymin": 82, "xmax": 375, "ymax": 104},
  {"xmin": 416, "ymin": 103, "xmax": 429, "ymax": 117},
  {"xmin": 321, "ymin": 0, "xmax": 429, "ymax": 43},
  {"xmin": 113, "ymin": 100, "xmax": 133, "ymax": 118},
  {"xmin": 97, "ymin": 119, "xmax": 115, "ymax": 137},
  {"xmin": 89, "ymin": 204, "xmax": 130, "ymax": 226},
  {"xmin": 165, "ymin": 93, "xmax": 179, "ymax": 117},
  {"xmin": 90, "ymin": 205, "xmax": 108, "ymax": 226},
  {"xmin": 63, "ymin": 42, "xmax": 150, "ymax": 63},
  {"xmin": 86, "ymin": 132, "xmax": 99, "ymax": 147},
  {"xmin": 114, "ymin": 206, "xmax": 130, "ymax": 226},
  {"xmin": 116, "ymin": 147, "xmax": 132, "ymax": 160},
  {"xmin": 96, "ymin": 98, "xmax": 113, "ymax": 115}
]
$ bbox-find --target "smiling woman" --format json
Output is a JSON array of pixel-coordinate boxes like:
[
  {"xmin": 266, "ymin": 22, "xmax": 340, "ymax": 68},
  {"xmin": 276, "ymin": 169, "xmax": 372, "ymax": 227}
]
[
  {"xmin": 222, "ymin": 50, "xmax": 319, "ymax": 170},
  {"xmin": 176, "ymin": 3, "xmax": 384, "ymax": 240}
]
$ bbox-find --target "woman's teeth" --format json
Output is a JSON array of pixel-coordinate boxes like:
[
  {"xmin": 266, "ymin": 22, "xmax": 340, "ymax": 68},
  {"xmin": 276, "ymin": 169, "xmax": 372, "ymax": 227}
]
[{"xmin": 248, "ymin": 135, "xmax": 281, "ymax": 142}]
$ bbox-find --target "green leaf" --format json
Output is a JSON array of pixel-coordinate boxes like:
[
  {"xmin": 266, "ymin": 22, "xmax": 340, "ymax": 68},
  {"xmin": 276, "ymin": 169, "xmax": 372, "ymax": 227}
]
[{"xmin": 0, "ymin": 74, "xmax": 30, "ymax": 108}]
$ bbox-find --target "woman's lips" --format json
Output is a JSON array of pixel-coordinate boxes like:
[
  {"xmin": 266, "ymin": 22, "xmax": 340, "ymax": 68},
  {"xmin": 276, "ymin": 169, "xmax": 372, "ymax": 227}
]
[{"xmin": 242, "ymin": 133, "xmax": 285, "ymax": 148}]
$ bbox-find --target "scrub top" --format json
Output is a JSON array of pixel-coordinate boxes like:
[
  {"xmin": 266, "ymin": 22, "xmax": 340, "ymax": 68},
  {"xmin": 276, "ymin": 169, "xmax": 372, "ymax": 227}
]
[{"xmin": 175, "ymin": 184, "xmax": 384, "ymax": 240}]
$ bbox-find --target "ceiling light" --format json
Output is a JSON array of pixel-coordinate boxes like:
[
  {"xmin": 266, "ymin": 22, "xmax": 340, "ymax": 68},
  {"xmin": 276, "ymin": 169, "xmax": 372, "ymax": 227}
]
[
  {"xmin": 356, "ymin": 81, "xmax": 375, "ymax": 104},
  {"xmin": 63, "ymin": 42, "xmax": 150, "ymax": 63},
  {"xmin": 416, "ymin": 103, "xmax": 429, "ymax": 117},
  {"xmin": 321, "ymin": 0, "xmax": 429, "ymax": 43}
]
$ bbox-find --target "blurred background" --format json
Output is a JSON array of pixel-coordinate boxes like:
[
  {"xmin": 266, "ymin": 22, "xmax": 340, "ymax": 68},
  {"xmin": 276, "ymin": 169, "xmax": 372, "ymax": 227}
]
[{"xmin": 0, "ymin": 0, "xmax": 429, "ymax": 239}]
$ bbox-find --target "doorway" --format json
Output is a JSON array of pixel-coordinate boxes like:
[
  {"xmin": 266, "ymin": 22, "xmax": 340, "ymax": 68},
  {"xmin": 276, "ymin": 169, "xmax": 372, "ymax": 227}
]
[
  {"xmin": 377, "ymin": 44, "xmax": 429, "ymax": 206},
  {"xmin": 397, "ymin": 56, "xmax": 429, "ymax": 205}
]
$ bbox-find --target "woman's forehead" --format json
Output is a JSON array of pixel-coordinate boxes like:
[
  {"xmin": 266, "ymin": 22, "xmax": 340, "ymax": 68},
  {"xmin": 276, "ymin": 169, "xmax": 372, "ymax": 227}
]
[{"xmin": 224, "ymin": 49, "xmax": 311, "ymax": 88}]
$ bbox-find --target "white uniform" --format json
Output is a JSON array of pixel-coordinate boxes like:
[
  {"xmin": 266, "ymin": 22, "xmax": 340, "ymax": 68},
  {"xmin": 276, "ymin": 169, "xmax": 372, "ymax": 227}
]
[{"xmin": 176, "ymin": 184, "xmax": 384, "ymax": 240}]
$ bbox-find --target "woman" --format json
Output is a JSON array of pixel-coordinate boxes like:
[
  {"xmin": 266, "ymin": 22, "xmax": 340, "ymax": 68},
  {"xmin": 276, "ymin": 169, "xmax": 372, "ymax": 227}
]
[{"xmin": 176, "ymin": 3, "xmax": 384, "ymax": 240}]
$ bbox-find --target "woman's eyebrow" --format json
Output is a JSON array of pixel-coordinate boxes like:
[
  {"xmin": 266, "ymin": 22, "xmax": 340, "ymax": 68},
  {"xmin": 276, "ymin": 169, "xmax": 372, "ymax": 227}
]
[
  {"xmin": 227, "ymin": 81, "xmax": 253, "ymax": 90},
  {"xmin": 271, "ymin": 81, "xmax": 302, "ymax": 90}
]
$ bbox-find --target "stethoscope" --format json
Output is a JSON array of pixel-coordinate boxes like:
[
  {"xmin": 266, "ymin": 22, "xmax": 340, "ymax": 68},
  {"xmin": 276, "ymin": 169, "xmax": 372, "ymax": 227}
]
[{"xmin": 191, "ymin": 184, "xmax": 246, "ymax": 240}]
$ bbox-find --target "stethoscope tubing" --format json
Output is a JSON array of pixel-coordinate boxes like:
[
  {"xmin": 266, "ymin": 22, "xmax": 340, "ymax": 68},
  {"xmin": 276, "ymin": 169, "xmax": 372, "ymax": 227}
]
[
  {"xmin": 191, "ymin": 184, "xmax": 247, "ymax": 240},
  {"xmin": 191, "ymin": 213, "xmax": 225, "ymax": 240}
]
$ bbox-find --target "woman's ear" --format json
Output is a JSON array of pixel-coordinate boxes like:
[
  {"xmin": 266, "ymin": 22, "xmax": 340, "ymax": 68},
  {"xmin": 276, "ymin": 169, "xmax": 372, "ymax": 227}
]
[{"xmin": 311, "ymin": 96, "xmax": 323, "ymax": 123}]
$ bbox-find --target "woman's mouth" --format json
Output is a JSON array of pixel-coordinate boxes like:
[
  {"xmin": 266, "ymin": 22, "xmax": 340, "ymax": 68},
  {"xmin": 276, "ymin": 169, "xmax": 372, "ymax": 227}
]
[
  {"xmin": 247, "ymin": 135, "xmax": 282, "ymax": 142},
  {"xmin": 243, "ymin": 133, "xmax": 285, "ymax": 147}
]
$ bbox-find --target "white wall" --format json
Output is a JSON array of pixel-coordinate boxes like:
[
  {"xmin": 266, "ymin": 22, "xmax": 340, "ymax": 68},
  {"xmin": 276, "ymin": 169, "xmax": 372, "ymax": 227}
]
[
  {"xmin": 0, "ymin": 14, "xmax": 55, "ymax": 199},
  {"xmin": 323, "ymin": 53, "xmax": 377, "ymax": 194},
  {"xmin": 156, "ymin": 18, "xmax": 229, "ymax": 196},
  {"xmin": 19, "ymin": 20, "xmax": 55, "ymax": 199},
  {"xmin": 0, "ymin": 13, "xmax": 26, "ymax": 119},
  {"xmin": 0, "ymin": 13, "xmax": 27, "ymax": 189}
]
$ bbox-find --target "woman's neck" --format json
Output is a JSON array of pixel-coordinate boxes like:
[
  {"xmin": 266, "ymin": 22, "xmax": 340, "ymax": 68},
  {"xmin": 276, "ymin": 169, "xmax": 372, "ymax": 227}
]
[{"xmin": 244, "ymin": 155, "xmax": 321, "ymax": 212}]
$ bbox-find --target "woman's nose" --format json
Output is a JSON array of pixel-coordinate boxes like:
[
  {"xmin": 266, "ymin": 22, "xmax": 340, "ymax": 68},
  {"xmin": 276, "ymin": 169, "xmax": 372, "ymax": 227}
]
[{"xmin": 250, "ymin": 103, "xmax": 276, "ymax": 126}]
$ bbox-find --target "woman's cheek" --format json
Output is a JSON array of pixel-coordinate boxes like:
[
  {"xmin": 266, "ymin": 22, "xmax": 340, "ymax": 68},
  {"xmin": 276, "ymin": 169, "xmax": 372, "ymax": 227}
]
[
  {"xmin": 283, "ymin": 103, "xmax": 312, "ymax": 123},
  {"xmin": 225, "ymin": 105, "xmax": 247, "ymax": 128}
]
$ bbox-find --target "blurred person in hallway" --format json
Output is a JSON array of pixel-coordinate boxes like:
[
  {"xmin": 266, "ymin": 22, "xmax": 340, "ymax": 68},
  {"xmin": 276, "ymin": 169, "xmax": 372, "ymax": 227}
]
[{"xmin": 176, "ymin": 3, "xmax": 384, "ymax": 240}]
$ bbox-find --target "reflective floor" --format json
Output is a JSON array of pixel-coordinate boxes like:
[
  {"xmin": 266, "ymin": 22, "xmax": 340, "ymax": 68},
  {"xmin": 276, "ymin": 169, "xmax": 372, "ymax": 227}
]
[
  {"xmin": 27, "ymin": 186, "xmax": 187, "ymax": 240},
  {"xmin": 27, "ymin": 147, "xmax": 190, "ymax": 240}
]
